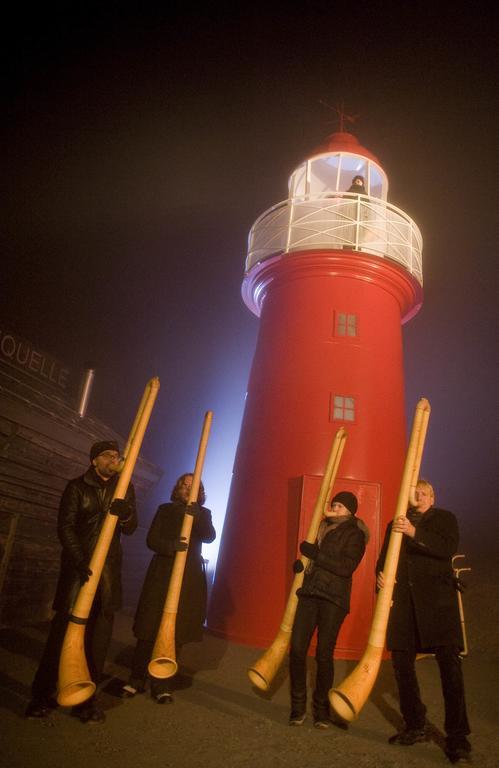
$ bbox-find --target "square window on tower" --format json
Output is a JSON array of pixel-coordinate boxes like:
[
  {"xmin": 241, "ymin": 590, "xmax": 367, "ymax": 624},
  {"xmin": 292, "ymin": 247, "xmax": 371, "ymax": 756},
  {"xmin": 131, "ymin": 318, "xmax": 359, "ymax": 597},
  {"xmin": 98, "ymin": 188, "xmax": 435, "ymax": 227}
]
[
  {"xmin": 330, "ymin": 394, "xmax": 356, "ymax": 423},
  {"xmin": 335, "ymin": 312, "xmax": 358, "ymax": 337}
]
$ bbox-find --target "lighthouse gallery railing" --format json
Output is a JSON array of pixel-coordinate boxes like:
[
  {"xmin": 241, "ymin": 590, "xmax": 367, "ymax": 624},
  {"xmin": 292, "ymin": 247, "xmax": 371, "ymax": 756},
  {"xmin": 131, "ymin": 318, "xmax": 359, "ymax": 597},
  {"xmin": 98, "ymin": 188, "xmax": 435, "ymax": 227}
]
[{"xmin": 246, "ymin": 194, "xmax": 423, "ymax": 285}]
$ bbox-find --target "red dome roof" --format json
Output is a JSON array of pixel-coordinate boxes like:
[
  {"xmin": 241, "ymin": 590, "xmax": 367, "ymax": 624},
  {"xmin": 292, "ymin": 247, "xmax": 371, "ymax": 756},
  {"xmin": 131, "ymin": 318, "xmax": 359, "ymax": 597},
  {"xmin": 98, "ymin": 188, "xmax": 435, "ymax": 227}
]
[{"xmin": 308, "ymin": 131, "xmax": 381, "ymax": 165}]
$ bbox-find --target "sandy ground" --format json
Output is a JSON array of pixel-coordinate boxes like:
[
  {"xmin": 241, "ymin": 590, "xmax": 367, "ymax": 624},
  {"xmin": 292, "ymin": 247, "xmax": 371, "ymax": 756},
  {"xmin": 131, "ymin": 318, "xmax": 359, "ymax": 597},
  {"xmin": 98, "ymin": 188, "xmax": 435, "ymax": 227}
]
[{"xmin": 1, "ymin": 578, "xmax": 498, "ymax": 768}]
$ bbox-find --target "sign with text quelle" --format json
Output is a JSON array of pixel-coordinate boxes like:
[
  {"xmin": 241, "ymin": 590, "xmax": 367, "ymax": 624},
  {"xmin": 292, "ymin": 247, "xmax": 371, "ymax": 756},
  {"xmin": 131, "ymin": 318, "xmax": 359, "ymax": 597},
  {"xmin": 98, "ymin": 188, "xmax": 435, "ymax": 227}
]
[{"xmin": 0, "ymin": 329, "xmax": 70, "ymax": 391}]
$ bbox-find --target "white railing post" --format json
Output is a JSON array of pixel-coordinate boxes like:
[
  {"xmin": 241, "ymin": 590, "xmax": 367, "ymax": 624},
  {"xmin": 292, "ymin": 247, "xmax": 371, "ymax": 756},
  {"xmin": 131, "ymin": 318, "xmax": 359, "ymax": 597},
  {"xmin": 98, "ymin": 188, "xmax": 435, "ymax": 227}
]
[{"xmin": 285, "ymin": 200, "xmax": 294, "ymax": 253}]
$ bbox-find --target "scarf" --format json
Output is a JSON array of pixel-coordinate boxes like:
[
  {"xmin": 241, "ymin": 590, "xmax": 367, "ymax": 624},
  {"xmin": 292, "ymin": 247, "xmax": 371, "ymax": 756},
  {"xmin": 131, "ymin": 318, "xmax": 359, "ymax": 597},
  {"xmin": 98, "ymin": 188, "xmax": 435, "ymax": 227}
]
[
  {"xmin": 306, "ymin": 515, "xmax": 352, "ymax": 574},
  {"xmin": 407, "ymin": 508, "xmax": 424, "ymax": 527}
]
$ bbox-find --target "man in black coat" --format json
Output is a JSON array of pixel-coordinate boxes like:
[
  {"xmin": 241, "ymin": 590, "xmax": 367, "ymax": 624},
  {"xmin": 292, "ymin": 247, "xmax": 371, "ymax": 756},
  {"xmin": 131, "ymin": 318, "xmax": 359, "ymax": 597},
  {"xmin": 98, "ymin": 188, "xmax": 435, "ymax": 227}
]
[
  {"xmin": 376, "ymin": 479, "xmax": 471, "ymax": 764},
  {"xmin": 289, "ymin": 491, "xmax": 368, "ymax": 729},
  {"xmin": 25, "ymin": 440, "xmax": 137, "ymax": 723},
  {"xmin": 121, "ymin": 472, "xmax": 216, "ymax": 704}
]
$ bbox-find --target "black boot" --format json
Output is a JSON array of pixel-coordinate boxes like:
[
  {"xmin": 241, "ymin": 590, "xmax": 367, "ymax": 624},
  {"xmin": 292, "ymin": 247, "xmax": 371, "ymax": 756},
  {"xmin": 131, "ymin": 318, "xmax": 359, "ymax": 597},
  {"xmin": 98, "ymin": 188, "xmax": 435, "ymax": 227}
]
[
  {"xmin": 71, "ymin": 698, "xmax": 105, "ymax": 724},
  {"xmin": 388, "ymin": 726, "xmax": 427, "ymax": 745}
]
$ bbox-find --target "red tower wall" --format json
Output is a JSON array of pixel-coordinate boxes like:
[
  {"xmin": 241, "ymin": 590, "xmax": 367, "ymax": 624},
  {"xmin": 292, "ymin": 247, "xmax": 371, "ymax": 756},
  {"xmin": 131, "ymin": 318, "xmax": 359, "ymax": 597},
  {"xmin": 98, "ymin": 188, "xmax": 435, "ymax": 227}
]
[{"xmin": 207, "ymin": 250, "xmax": 422, "ymax": 654}]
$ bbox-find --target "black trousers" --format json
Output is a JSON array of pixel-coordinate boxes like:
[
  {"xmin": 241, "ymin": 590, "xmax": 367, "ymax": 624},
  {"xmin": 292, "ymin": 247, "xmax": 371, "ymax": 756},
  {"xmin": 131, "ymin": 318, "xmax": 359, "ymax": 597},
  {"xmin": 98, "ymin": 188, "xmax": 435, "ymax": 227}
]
[
  {"xmin": 392, "ymin": 647, "xmax": 470, "ymax": 741},
  {"xmin": 289, "ymin": 596, "xmax": 346, "ymax": 720},
  {"xmin": 391, "ymin": 597, "xmax": 470, "ymax": 745},
  {"xmin": 31, "ymin": 597, "xmax": 114, "ymax": 703}
]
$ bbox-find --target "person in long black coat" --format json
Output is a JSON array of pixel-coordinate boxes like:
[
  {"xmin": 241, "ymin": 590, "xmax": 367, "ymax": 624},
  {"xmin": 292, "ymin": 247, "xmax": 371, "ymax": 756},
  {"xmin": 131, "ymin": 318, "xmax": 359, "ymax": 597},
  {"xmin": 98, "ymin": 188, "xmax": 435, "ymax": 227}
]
[
  {"xmin": 376, "ymin": 479, "xmax": 471, "ymax": 764},
  {"xmin": 289, "ymin": 491, "xmax": 369, "ymax": 728},
  {"xmin": 122, "ymin": 473, "xmax": 216, "ymax": 703},
  {"xmin": 25, "ymin": 439, "xmax": 137, "ymax": 723}
]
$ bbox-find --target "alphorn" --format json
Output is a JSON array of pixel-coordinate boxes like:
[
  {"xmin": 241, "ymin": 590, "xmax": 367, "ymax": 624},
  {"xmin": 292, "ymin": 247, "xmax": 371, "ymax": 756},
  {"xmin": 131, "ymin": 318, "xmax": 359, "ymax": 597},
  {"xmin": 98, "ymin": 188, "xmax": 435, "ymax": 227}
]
[
  {"xmin": 148, "ymin": 410, "xmax": 213, "ymax": 680},
  {"xmin": 328, "ymin": 397, "xmax": 431, "ymax": 722},
  {"xmin": 247, "ymin": 427, "xmax": 347, "ymax": 691},
  {"xmin": 57, "ymin": 377, "xmax": 160, "ymax": 707},
  {"xmin": 116, "ymin": 381, "xmax": 154, "ymax": 472}
]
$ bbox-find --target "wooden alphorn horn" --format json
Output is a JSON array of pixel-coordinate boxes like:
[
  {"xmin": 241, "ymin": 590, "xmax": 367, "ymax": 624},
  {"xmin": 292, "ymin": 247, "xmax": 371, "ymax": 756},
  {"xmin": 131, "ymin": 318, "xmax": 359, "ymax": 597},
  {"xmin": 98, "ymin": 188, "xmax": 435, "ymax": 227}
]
[
  {"xmin": 148, "ymin": 410, "xmax": 213, "ymax": 680},
  {"xmin": 328, "ymin": 397, "xmax": 431, "ymax": 722},
  {"xmin": 115, "ymin": 381, "xmax": 154, "ymax": 472},
  {"xmin": 57, "ymin": 377, "xmax": 160, "ymax": 707},
  {"xmin": 247, "ymin": 427, "xmax": 347, "ymax": 692}
]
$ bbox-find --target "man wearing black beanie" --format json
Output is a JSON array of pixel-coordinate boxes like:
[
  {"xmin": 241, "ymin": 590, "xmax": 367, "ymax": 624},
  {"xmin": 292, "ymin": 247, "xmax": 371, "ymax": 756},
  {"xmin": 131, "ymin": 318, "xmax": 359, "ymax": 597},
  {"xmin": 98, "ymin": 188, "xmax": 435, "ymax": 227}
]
[
  {"xmin": 25, "ymin": 439, "xmax": 137, "ymax": 724},
  {"xmin": 289, "ymin": 490, "xmax": 369, "ymax": 729}
]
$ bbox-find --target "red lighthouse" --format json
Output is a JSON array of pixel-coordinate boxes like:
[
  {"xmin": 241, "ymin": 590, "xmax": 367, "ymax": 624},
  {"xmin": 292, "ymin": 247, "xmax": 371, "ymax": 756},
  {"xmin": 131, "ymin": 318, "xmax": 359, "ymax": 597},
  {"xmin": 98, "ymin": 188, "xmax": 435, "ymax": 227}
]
[{"xmin": 208, "ymin": 131, "xmax": 423, "ymax": 658}]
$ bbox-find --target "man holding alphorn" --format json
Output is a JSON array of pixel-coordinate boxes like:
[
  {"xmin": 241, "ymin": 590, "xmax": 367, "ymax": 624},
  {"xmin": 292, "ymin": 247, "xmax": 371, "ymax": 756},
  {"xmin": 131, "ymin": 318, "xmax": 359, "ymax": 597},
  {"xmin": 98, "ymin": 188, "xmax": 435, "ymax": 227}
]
[
  {"xmin": 376, "ymin": 479, "xmax": 471, "ymax": 764},
  {"xmin": 25, "ymin": 440, "xmax": 137, "ymax": 723}
]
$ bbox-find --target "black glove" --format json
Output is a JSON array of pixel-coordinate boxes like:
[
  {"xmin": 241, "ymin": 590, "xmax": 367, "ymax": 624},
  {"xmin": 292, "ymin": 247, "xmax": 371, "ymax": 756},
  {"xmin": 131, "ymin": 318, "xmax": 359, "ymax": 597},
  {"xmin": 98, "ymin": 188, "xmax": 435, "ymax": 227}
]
[
  {"xmin": 76, "ymin": 562, "xmax": 93, "ymax": 585},
  {"xmin": 292, "ymin": 559, "xmax": 304, "ymax": 574},
  {"xmin": 109, "ymin": 498, "xmax": 131, "ymax": 522},
  {"xmin": 173, "ymin": 537, "xmax": 188, "ymax": 552},
  {"xmin": 185, "ymin": 502, "xmax": 200, "ymax": 517},
  {"xmin": 299, "ymin": 541, "xmax": 319, "ymax": 560}
]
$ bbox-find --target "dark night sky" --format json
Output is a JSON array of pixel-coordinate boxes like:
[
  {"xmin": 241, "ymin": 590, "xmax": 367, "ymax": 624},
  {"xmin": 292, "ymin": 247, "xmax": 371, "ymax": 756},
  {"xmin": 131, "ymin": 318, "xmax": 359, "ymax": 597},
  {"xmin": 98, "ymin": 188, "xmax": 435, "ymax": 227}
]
[{"xmin": 2, "ymin": 5, "xmax": 498, "ymax": 570}]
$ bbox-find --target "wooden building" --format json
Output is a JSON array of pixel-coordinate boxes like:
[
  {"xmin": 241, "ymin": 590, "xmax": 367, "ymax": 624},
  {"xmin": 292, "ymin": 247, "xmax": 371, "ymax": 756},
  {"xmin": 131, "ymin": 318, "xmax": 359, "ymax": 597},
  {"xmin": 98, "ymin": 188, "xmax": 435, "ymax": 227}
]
[{"xmin": 0, "ymin": 327, "xmax": 162, "ymax": 626}]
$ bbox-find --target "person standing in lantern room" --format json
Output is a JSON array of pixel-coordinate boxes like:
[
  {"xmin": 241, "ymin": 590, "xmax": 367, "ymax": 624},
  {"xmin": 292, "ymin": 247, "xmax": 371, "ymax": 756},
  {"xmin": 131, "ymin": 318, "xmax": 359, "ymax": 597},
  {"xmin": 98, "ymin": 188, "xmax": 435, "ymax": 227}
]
[
  {"xmin": 346, "ymin": 174, "xmax": 367, "ymax": 194},
  {"xmin": 289, "ymin": 491, "xmax": 369, "ymax": 729},
  {"xmin": 376, "ymin": 479, "xmax": 471, "ymax": 764}
]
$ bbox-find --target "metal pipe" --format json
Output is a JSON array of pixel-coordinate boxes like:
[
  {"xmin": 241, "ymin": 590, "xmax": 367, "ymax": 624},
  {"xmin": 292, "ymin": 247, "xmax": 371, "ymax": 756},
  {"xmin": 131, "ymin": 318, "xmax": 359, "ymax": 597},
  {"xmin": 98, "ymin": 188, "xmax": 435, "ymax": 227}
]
[{"xmin": 77, "ymin": 366, "xmax": 95, "ymax": 418}]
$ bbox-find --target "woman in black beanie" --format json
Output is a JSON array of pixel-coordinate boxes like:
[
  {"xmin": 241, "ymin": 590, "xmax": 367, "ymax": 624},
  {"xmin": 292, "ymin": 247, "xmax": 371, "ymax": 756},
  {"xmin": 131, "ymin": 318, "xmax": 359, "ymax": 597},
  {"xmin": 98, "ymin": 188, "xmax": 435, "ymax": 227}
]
[{"xmin": 289, "ymin": 491, "xmax": 369, "ymax": 728}]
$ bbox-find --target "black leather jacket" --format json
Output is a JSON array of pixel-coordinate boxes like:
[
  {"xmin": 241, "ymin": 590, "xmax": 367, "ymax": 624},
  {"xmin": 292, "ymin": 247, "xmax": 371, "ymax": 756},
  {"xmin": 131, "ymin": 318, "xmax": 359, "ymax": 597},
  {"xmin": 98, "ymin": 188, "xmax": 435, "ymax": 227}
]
[{"xmin": 52, "ymin": 467, "xmax": 137, "ymax": 614}]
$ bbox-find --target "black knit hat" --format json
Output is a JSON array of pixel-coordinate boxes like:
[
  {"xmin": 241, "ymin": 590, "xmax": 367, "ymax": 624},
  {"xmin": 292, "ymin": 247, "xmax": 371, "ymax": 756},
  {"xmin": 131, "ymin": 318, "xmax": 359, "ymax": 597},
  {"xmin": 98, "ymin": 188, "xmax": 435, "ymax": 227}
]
[
  {"xmin": 90, "ymin": 440, "xmax": 120, "ymax": 463},
  {"xmin": 331, "ymin": 491, "xmax": 358, "ymax": 515}
]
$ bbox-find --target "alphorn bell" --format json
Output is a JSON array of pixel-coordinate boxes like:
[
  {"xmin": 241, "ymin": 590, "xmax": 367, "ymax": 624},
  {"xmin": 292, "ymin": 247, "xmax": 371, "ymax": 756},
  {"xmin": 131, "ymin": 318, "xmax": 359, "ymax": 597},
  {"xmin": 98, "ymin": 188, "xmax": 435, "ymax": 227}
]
[
  {"xmin": 57, "ymin": 377, "xmax": 160, "ymax": 707},
  {"xmin": 328, "ymin": 397, "xmax": 431, "ymax": 722},
  {"xmin": 148, "ymin": 410, "xmax": 213, "ymax": 680},
  {"xmin": 247, "ymin": 427, "xmax": 347, "ymax": 691}
]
